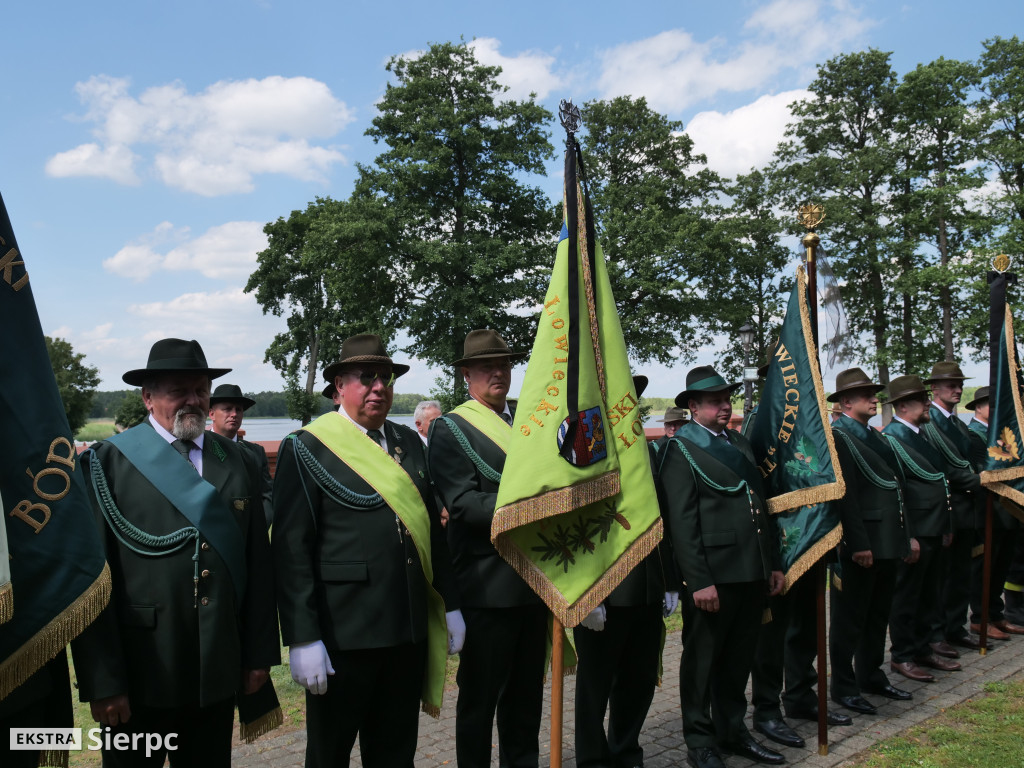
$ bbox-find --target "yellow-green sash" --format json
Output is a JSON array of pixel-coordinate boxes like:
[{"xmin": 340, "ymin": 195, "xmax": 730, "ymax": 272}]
[
  {"xmin": 452, "ymin": 399, "xmax": 511, "ymax": 453},
  {"xmin": 302, "ymin": 412, "xmax": 447, "ymax": 716}
]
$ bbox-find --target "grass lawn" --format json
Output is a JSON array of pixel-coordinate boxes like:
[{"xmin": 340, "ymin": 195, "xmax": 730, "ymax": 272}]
[
  {"xmin": 848, "ymin": 678, "xmax": 1024, "ymax": 768},
  {"xmin": 76, "ymin": 420, "xmax": 117, "ymax": 442}
]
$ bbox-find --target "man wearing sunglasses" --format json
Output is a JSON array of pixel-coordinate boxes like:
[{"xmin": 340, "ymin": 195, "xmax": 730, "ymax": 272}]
[
  {"xmin": 428, "ymin": 329, "xmax": 546, "ymax": 768},
  {"xmin": 272, "ymin": 334, "xmax": 458, "ymax": 767}
]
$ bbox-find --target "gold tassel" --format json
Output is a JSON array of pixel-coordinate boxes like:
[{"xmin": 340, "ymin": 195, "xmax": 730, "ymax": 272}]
[
  {"xmin": 833, "ymin": 574, "xmax": 843, "ymax": 592},
  {"xmin": 421, "ymin": 702, "xmax": 441, "ymax": 719},
  {"xmin": 972, "ymin": 544, "xmax": 985, "ymax": 558},
  {"xmin": 493, "ymin": 472, "xmax": 621, "ymax": 531},
  {"xmin": 0, "ymin": 564, "xmax": 111, "ymax": 701},
  {"xmin": 783, "ymin": 524, "xmax": 843, "ymax": 592},
  {"xmin": 38, "ymin": 749, "xmax": 69, "ymax": 768},
  {"xmin": 239, "ymin": 706, "xmax": 283, "ymax": 743},
  {"xmin": 761, "ymin": 607, "xmax": 773, "ymax": 625},
  {"xmin": 0, "ymin": 582, "xmax": 12, "ymax": 625}
]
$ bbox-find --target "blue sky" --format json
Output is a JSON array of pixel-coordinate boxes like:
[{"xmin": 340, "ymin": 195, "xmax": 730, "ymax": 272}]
[{"xmin": 4, "ymin": 0, "xmax": 1019, "ymax": 399}]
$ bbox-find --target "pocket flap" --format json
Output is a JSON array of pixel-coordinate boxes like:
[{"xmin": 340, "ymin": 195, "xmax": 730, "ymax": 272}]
[
  {"xmin": 121, "ymin": 604, "xmax": 157, "ymax": 628},
  {"xmin": 318, "ymin": 561, "xmax": 368, "ymax": 582},
  {"xmin": 702, "ymin": 530, "xmax": 737, "ymax": 547}
]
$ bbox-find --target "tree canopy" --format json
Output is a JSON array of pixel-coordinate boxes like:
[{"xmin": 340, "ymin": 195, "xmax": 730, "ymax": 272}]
[{"xmin": 45, "ymin": 336, "xmax": 99, "ymax": 434}]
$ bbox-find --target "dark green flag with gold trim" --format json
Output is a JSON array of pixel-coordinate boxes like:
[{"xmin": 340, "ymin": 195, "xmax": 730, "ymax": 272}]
[
  {"xmin": 749, "ymin": 267, "xmax": 845, "ymax": 587},
  {"xmin": 980, "ymin": 303, "xmax": 1024, "ymax": 514},
  {"xmin": 0, "ymin": 191, "xmax": 110, "ymax": 701}
]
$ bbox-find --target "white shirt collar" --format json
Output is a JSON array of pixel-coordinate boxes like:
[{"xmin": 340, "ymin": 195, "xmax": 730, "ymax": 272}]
[
  {"xmin": 340, "ymin": 410, "xmax": 388, "ymax": 452},
  {"xmin": 931, "ymin": 401, "xmax": 953, "ymax": 419},
  {"xmin": 893, "ymin": 415, "xmax": 920, "ymax": 434},
  {"xmin": 694, "ymin": 420, "xmax": 727, "ymax": 440}
]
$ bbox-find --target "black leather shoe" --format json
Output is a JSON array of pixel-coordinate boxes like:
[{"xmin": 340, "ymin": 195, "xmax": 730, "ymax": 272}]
[
  {"xmin": 863, "ymin": 683, "xmax": 912, "ymax": 701},
  {"xmin": 835, "ymin": 695, "xmax": 877, "ymax": 715},
  {"xmin": 687, "ymin": 746, "xmax": 725, "ymax": 768},
  {"xmin": 721, "ymin": 734, "xmax": 786, "ymax": 765},
  {"xmin": 787, "ymin": 707, "xmax": 853, "ymax": 726},
  {"xmin": 754, "ymin": 718, "xmax": 805, "ymax": 749},
  {"xmin": 948, "ymin": 634, "xmax": 983, "ymax": 650}
]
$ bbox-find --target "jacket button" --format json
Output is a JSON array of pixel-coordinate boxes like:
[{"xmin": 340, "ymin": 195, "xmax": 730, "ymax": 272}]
[
  {"xmin": 407, "ymin": 558, "xmax": 413, "ymax": 565},
  {"xmin": 200, "ymin": 597, "xmax": 209, "ymax": 606},
  {"xmin": 201, "ymin": 569, "xmax": 210, "ymax": 578},
  {"xmin": 201, "ymin": 542, "xmax": 210, "ymax": 551}
]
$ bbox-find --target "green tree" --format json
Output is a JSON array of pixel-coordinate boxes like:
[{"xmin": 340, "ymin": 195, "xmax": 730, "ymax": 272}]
[
  {"xmin": 357, "ymin": 40, "xmax": 556, "ymax": 402},
  {"xmin": 114, "ymin": 390, "xmax": 148, "ymax": 430},
  {"xmin": 579, "ymin": 96, "xmax": 722, "ymax": 366},
  {"xmin": 245, "ymin": 196, "xmax": 400, "ymax": 424},
  {"xmin": 776, "ymin": 50, "xmax": 904, "ymax": 387},
  {"xmin": 894, "ymin": 56, "xmax": 987, "ymax": 362},
  {"xmin": 45, "ymin": 336, "xmax": 99, "ymax": 434}
]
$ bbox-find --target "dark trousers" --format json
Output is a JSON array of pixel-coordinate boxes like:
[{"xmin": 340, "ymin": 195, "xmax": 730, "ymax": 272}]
[
  {"xmin": 751, "ymin": 571, "xmax": 818, "ymax": 721},
  {"xmin": 100, "ymin": 697, "xmax": 234, "ymax": 768},
  {"xmin": 890, "ymin": 536, "xmax": 942, "ymax": 662},
  {"xmin": 829, "ymin": 558, "xmax": 898, "ymax": 699},
  {"xmin": 971, "ymin": 527, "xmax": 1018, "ymax": 624},
  {"xmin": 935, "ymin": 528, "xmax": 974, "ymax": 641},
  {"xmin": 573, "ymin": 604, "xmax": 663, "ymax": 768},
  {"xmin": 305, "ymin": 643, "xmax": 425, "ymax": 768},
  {"xmin": 680, "ymin": 581, "xmax": 765, "ymax": 749},
  {"xmin": 456, "ymin": 605, "xmax": 547, "ymax": 768}
]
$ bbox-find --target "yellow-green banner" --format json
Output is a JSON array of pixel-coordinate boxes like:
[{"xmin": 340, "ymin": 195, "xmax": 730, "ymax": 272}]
[{"xmin": 491, "ymin": 143, "xmax": 661, "ymax": 628}]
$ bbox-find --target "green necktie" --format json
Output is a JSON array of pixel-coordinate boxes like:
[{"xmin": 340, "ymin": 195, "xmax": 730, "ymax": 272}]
[
  {"xmin": 172, "ymin": 439, "xmax": 199, "ymax": 472},
  {"xmin": 367, "ymin": 429, "xmax": 384, "ymax": 447}
]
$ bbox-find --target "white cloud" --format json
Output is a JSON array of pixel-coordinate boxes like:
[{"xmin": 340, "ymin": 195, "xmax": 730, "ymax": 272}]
[
  {"xmin": 47, "ymin": 75, "xmax": 353, "ymax": 195},
  {"xmin": 104, "ymin": 221, "xmax": 267, "ymax": 282},
  {"xmin": 596, "ymin": 1, "xmax": 874, "ymax": 113},
  {"xmin": 686, "ymin": 90, "xmax": 809, "ymax": 179},
  {"xmin": 469, "ymin": 37, "xmax": 564, "ymax": 101}
]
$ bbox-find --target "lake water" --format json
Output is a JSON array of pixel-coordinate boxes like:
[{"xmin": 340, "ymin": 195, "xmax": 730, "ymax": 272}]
[{"xmin": 239, "ymin": 414, "xmax": 666, "ymax": 443}]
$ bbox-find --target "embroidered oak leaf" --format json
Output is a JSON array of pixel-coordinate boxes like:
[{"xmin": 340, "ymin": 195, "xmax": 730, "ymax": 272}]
[
  {"xmin": 779, "ymin": 526, "xmax": 802, "ymax": 556},
  {"xmin": 989, "ymin": 427, "xmax": 1021, "ymax": 462}
]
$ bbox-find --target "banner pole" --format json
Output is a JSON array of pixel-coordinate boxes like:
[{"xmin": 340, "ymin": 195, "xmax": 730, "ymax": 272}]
[
  {"xmin": 551, "ymin": 614, "xmax": 564, "ymax": 768},
  {"xmin": 981, "ymin": 493, "xmax": 993, "ymax": 655}
]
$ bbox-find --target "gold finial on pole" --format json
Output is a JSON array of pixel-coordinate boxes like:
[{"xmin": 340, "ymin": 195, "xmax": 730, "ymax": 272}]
[
  {"xmin": 994, "ymin": 254, "xmax": 1012, "ymax": 274},
  {"xmin": 798, "ymin": 203, "xmax": 824, "ymax": 254}
]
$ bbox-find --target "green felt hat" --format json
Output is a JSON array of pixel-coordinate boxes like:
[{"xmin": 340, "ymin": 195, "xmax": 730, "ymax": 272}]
[
  {"xmin": 323, "ymin": 334, "xmax": 410, "ymax": 383},
  {"xmin": 122, "ymin": 338, "xmax": 230, "ymax": 386},
  {"xmin": 674, "ymin": 366, "xmax": 741, "ymax": 408},
  {"xmin": 209, "ymin": 383, "xmax": 256, "ymax": 410}
]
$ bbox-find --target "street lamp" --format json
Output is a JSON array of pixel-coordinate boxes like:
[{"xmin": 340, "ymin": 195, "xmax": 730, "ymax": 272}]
[{"xmin": 739, "ymin": 322, "xmax": 757, "ymax": 416}]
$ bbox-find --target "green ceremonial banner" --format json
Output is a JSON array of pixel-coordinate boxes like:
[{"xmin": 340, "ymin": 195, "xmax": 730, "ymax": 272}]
[
  {"xmin": 749, "ymin": 266, "xmax": 845, "ymax": 587},
  {"xmin": 491, "ymin": 143, "xmax": 662, "ymax": 628},
  {"xmin": 0, "ymin": 191, "xmax": 110, "ymax": 700},
  {"xmin": 980, "ymin": 303, "xmax": 1024, "ymax": 517},
  {"xmin": 0, "ymin": 488, "xmax": 9, "ymax": 625}
]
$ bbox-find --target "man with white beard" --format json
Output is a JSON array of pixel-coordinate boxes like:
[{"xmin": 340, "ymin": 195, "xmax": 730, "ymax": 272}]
[{"xmin": 72, "ymin": 338, "xmax": 280, "ymax": 767}]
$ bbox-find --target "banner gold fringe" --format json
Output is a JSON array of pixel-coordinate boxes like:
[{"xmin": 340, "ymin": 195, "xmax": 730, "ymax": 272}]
[
  {"xmin": 240, "ymin": 706, "xmax": 283, "ymax": 743},
  {"xmin": 39, "ymin": 749, "xmax": 69, "ymax": 768},
  {"xmin": 983, "ymin": 306, "xmax": 1024, "ymax": 486},
  {"xmin": 767, "ymin": 267, "xmax": 846, "ymax": 515},
  {"xmin": 783, "ymin": 523, "xmax": 843, "ymax": 592},
  {"xmin": 972, "ymin": 544, "xmax": 985, "ymax": 558},
  {"xmin": 494, "ymin": 519, "xmax": 662, "ymax": 627},
  {"xmin": 492, "ymin": 471, "xmax": 620, "ymax": 534},
  {"xmin": 0, "ymin": 581, "xmax": 11, "ymax": 625},
  {"xmin": 0, "ymin": 563, "xmax": 111, "ymax": 701},
  {"xmin": 761, "ymin": 608, "xmax": 773, "ymax": 624},
  {"xmin": 833, "ymin": 573, "xmax": 843, "ymax": 592},
  {"xmin": 984, "ymin": 482, "xmax": 1024, "ymax": 524}
]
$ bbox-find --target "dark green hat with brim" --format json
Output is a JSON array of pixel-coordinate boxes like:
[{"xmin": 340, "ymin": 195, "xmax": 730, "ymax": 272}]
[
  {"xmin": 674, "ymin": 366, "xmax": 741, "ymax": 408},
  {"xmin": 632, "ymin": 375, "xmax": 649, "ymax": 399},
  {"xmin": 827, "ymin": 367, "xmax": 885, "ymax": 402},
  {"xmin": 209, "ymin": 383, "xmax": 256, "ymax": 410},
  {"xmin": 965, "ymin": 386, "xmax": 989, "ymax": 411},
  {"xmin": 924, "ymin": 361, "xmax": 971, "ymax": 384},
  {"xmin": 453, "ymin": 329, "xmax": 527, "ymax": 367},
  {"xmin": 322, "ymin": 382, "xmax": 336, "ymax": 399},
  {"xmin": 659, "ymin": 406, "xmax": 688, "ymax": 424},
  {"xmin": 323, "ymin": 334, "xmax": 410, "ymax": 383},
  {"xmin": 123, "ymin": 338, "xmax": 230, "ymax": 386},
  {"xmin": 885, "ymin": 374, "xmax": 929, "ymax": 403}
]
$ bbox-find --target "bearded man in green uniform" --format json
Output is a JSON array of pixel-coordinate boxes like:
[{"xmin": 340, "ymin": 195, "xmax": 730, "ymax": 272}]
[
  {"xmin": 428, "ymin": 329, "xmax": 547, "ymax": 768},
  {"xmin": 71, "ymin": 338, "xmax": 280, "ymax": 768},
  {"xmin": 273, "ymin": 334, "xmax": 458, "ymax": 768},
  {"xmin": 828, "ymin": 368, "xmax": 913, "ymax": 713},
  {"xmin": 658, "ymin": 366, "xmax": 785, "ymax": 768}
]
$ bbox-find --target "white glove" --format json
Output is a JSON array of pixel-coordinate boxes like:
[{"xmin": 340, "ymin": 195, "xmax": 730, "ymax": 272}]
[
  {"xmin": 446, "ymin": 609, "xmax": 466, "ymax": 655},
  {"xmin": 289, "ymin": 640, "xmax": 335, "ymax": 695},
  {"xmin": 580, "ymin": 604, "xmax": 607, "ymax": 631},
  {"xmin": 664, "ymin": 591, "xmax": 680, "ymax": 617}
]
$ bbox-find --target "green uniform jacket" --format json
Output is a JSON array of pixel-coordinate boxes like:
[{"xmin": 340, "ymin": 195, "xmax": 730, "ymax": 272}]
[
  {"xmin": 273, "ymin": 419, "xmax": 455, "ymax": 650},
  {"xmin": 967, "ymin": 418, "xmax": 1020, "ymax": 531},
  {"xmin": 832, "ymin": 415, "xmax": 909, "ymax": 560},
  {"xmin": 428, "ymin": 408, "xmax": 541, "ymax": 608},
  {"xmin": 882, "ymin": 419, "xmax": 976, "ymax": 537},
  {"xmin": 239, "ymin": 436, "xmax": 274, "ymax": 528},
  {"xmin": 72, "ymin": 422, "xmax": 280, "ymax": 708},
  {"xmin": 926, "ymin": 407, "xmax": 980, "ymax": 529},
  {"xmin": 657, "ymin": 421, "xmax": 780, "ymax": 594}
]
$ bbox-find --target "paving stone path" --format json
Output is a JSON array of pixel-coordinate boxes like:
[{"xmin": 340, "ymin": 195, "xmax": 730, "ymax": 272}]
[{"xmin": 231, "ymin": 628, "xmax": 1024, "ymax": 767}]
